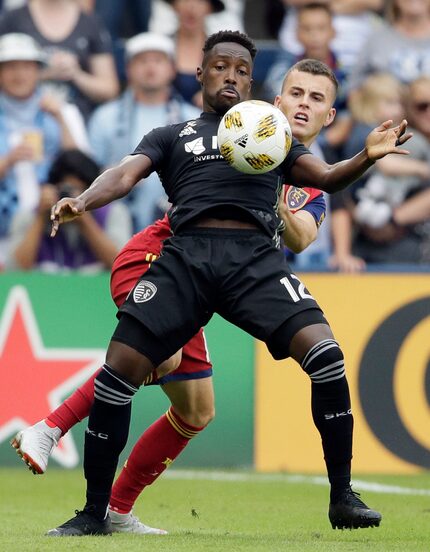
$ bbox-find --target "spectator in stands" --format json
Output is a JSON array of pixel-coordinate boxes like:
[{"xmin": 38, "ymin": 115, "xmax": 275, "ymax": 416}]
[
  {"xmin": 88, "ymin": 32, "xmax": 199, "ymax": 232},
  {"xmin": 0, "ymin": 0, "xmax": 120, "ymax": 119},
  {"xmin": 347, "ymin": 0, "xmax": 430, "ymax": 92},
  {"xmin": 405, "ymin": 75, "xmax": 430, "ymax": 144},
  {"xmin": 92, "ymin": 1, "xmax": 152, "ymax": 40},
  {"xmin": 330, "ymin": 73, "xmax": 430, "ymax": 269},
  {"xmin": 163, "ymin": 0, "xmax": 225, "ymax": 108},
  {"xmin": 277, "ymin": 0, "xmax": 383, "ymax": 74},
  {"xmin": 0, "ymin": 33, "xmax": 77, "ymax": 269},
  {"xmin": 78, "ymin": 0, "xmax": 152, "ymax": 81},
  {"xmin": 6, "ymin": 149, "xmax": 132, "ymax": 271},
  {"xmin": 150, "ymin": 0, "xmax": 243, "ymax": 38},
  {"xmin": 263, "ymin": 3, "xmax": 350, "ymax": 157}
]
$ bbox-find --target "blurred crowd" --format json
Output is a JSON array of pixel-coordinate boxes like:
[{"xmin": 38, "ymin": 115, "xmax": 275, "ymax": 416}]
[{"xmin": 0, "ymin": 0, "xmax": 429, "ymax": 274}]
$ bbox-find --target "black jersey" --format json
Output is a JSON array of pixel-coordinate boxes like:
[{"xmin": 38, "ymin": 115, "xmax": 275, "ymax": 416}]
[{"xmin": 132, "ymin": 111, "xmax": 310, "ymax": 238}]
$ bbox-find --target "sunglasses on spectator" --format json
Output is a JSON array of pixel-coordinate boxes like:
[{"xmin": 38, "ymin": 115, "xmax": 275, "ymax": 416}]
[{"xmin": 412, "ymin": 101, "xmax": 430, "ymax": 112}]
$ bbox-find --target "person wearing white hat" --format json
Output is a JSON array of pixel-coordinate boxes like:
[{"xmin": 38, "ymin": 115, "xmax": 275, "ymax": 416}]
[
  {"xmin": 88, "ymin": 31, "xmax": 199, "ymax": 232},
  {"xmin": 0, "ymin": 32, "xmax": 77, "ymax": 267}
]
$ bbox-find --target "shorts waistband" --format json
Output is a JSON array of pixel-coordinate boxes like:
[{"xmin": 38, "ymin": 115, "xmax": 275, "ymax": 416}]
[{"xmin": 178, "ymin": 226, "xmax": 264, "ymax": 238}]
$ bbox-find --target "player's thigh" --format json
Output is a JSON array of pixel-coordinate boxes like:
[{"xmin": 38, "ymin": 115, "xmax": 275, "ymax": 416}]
[
  {"xmin": 144, "ymin": 329, "xmax": 212, "ymax": 385},
  {"xmin": 162, "ymin": 377, "xmax": 215, "ymax": 428},
  {"xmin": 288, "ymin": 323, "xmax": 335, "ymax": 363},
  {"xmin": 221, "ymin": 243, "xmax": 322, "ymax": 344},
  {"xmin": 118, "ymin": 249, "xmax": 212, "ymax": 363},
  {"xmin": 156, "ymin": 349, "xmax": 183, "ymax": 377},
  {"xmin": 160, "ymin": 329, "xmax": 212, "ymax": 381}
]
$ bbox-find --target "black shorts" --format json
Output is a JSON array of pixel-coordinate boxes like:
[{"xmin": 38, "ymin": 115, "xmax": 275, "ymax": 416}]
[{"xmin": 116, "ymin": 228, "xmax": 326, "ymax": 364}]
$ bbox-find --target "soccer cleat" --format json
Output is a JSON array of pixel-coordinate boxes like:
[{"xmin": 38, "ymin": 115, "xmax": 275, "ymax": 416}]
[
  {"xmin": 109, "ymin": 509, "xmax": 168, "ymax": 534},
  {"xmin": 46, "ymin": 507, "xmax": 112, "ymax": 536},
  {"xmin": 329, "ymin": 487, "xmax": 382, "ymax": 529},
  {"xmin": 11, "ymin": 420, "xmax": 62, "ymax": 474}
]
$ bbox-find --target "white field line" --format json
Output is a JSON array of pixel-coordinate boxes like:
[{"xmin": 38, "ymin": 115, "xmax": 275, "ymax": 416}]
[{"xmin": 164, "ymin": 469, "xmax": 430, "ymax": 496}]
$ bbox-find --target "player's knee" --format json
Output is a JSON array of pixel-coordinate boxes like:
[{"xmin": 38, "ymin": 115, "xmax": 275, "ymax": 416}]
[
  {"xmin": 156, "ymin": 349, "xmax": 183, "ymax": 377},
  {"xmin": 178, "ymin": 404, "xmax": 215, "ymax": 428},
  {"xmin": 301, "ymin": 339, "xmax": 345, "ymax": 383}
]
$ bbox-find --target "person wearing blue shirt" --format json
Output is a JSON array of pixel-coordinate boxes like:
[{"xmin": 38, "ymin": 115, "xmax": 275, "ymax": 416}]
[
  {"xmin": 88, "ymin": 32, "xmax": 200, "ymax": 232},
  {"xmin": 0, "ymin": 33, "xmax": 74, "ymax": 267}
]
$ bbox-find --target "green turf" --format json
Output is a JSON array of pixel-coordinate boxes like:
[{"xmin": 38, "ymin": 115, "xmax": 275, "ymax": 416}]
[{"xmin": 1, "ymin": 468, "xmax": 429, "ymax": 551}]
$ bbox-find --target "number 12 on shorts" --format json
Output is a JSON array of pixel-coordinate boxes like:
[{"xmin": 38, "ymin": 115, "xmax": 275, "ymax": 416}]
[{"xmin": 280, "ymin": 274, "xmax": 314, "ymax": 302}]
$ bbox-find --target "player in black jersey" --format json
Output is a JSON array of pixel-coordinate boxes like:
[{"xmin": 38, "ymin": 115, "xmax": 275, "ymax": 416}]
[{"xmin": 48, "ymin": 31, "xmax": 411, "ymax": 536}]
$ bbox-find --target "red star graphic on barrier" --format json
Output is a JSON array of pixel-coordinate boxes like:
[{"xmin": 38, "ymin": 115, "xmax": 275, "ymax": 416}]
[{"xmin": 0, "ymin": 286, "xmax": 105, "ymax": 468}]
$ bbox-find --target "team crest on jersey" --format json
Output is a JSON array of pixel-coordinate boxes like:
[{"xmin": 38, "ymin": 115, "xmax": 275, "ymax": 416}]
[
  {"xmin": 185, "ymin": 137, "xmax": 205, "ymax": 155},
  {"xmin": 179, "ymin": 121, "xmax": 197, "ymax": 137},
  {"xmin": 286, "ymin": 186, "xmax": 310, "ymax": 210},
  {"xmin": 133, "ymin": 280, "xmax": 157, "ymax": 303}
]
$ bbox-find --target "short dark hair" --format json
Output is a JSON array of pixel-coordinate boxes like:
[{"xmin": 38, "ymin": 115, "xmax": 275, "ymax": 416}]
[
  {"xmin": 49, "ymin": 149, "xmax": 100, "ymax": 189},
  {"xmin": 203, "ymin": 30, "xmax": 257, "ymax": 62},
  {"xmin": 282, "ymin": 59, "xmax": 339, "ymax": 94}
]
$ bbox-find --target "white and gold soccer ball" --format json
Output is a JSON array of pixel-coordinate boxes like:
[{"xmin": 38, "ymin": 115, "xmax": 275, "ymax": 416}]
[{"xmin": 217, "ymin": 100, "xmax": 292, "ymax": 175}]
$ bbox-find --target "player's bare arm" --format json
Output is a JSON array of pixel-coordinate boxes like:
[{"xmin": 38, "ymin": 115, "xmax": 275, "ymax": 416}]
[
  {"xmin": 50, "ymin": 154, "xmax": 153, "ymax": 237},
  {"xmin": 279, "ymin": 202, "xmax": 318, "ymax": 253},
  {"xmin": 290, "ymin": 119, "xmax": 412, "ymax": 193}
]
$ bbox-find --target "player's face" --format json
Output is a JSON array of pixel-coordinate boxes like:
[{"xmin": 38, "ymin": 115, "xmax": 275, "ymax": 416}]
[
  {"xmin": 274, "ymin": 70, "xmax": 336, "ymax": 145},
  {"xmin": 197, "ymin": 42, "xmax": 253, "ymax": 115}
]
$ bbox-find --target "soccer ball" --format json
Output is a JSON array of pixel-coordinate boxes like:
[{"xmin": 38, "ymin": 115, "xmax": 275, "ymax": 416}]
[{"xmin": 217, "ymin": 100, "xmax": 292, "ymax": 175}]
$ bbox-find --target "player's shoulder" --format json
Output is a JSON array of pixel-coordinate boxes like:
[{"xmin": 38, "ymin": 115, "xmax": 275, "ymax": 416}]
[{"xmin": 149, "ymin": 115, "xmax": 203, "ymax": 142}]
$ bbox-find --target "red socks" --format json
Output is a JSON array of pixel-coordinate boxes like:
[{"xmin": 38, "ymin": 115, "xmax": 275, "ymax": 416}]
[
  {"xmin": 46, "ymin": 369, "xmax": 101, "ymax": 435},
  {"xmin": 109, "ymin": 407, "xmax": 203, "ymax": 513},
  {"xmin": 45, "ymin": 373, "xmax": 205, "ymax": 515}
]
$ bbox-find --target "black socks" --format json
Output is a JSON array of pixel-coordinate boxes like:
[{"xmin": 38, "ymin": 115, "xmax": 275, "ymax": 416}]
[{"xmin": 84, "ymin": 364, "xmax": 138, "ymax": 520}]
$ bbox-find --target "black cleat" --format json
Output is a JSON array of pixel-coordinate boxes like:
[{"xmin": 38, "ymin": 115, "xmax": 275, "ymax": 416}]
[
  {"xmin": 46, "ymin": 507, "xmax": 112, "ymax": 536},
  {"xmin": 329, "ymin": 487, "xmax": 382, "ymax": 530}
]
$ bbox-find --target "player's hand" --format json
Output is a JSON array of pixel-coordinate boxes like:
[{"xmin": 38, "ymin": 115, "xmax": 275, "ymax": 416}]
[
  {"xmin": 50, "ymin": 197, "xmax": 85, "ymax": 237},
  {"xmin": 277, "ymin": 197, "xmax": 290, "ymax": 221},
  {"xmin": 365, "ymin": 119, "xmax": 412, "ymax": 161}
]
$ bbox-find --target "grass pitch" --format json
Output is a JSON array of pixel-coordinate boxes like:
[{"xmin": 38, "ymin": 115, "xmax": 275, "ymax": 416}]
[{"xmin": 1, "ymin": 468, "xmax": 429, "ymax": 551}]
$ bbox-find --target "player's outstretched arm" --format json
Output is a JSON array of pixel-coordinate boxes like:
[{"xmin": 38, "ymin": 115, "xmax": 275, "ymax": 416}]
[
  {"xmin": 279, "ymin": 203, "xmax": 318, "ymax": 253},
  {"xmin": 290, "ymin": 120, "xmax": 412, "ymax": 194},
  {"xmin": 51, "ymin": 154, "xmax": 152, "ymax": 237}
]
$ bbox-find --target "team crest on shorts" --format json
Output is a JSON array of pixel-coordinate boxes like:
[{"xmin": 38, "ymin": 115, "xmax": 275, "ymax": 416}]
[{"xmin": 133, "ymin": 280, "xmax": 157, "ymax": 303}]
